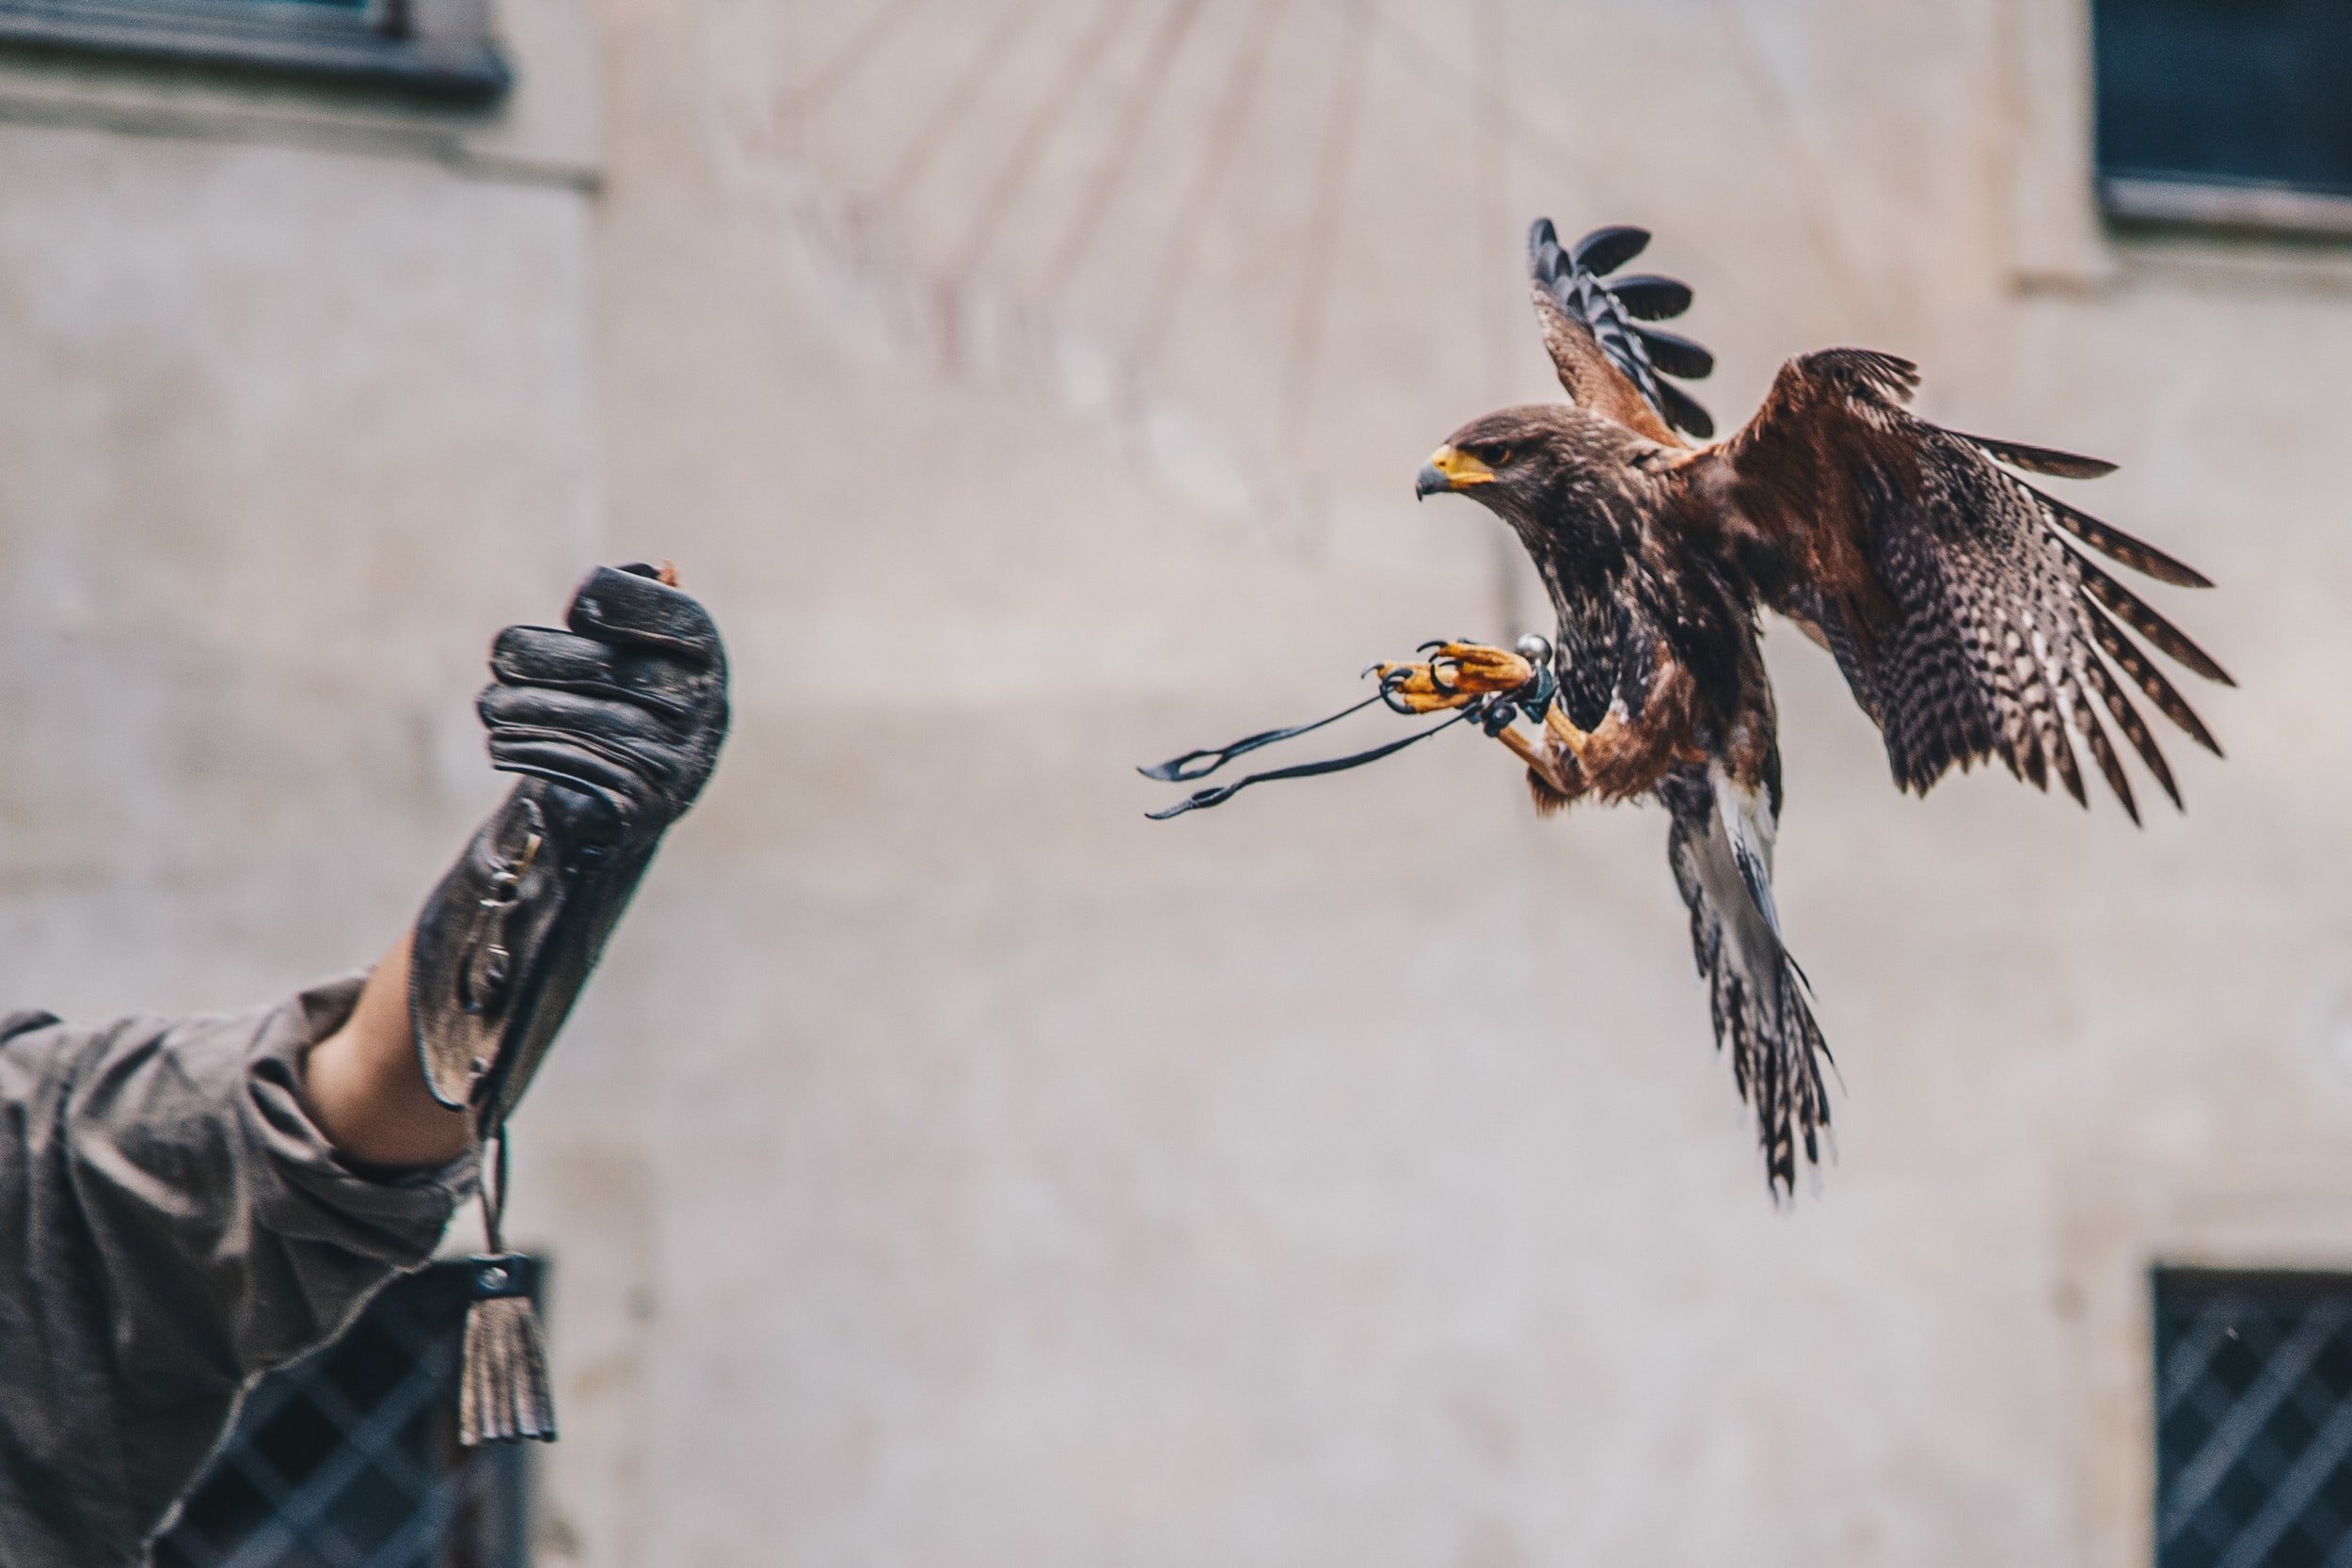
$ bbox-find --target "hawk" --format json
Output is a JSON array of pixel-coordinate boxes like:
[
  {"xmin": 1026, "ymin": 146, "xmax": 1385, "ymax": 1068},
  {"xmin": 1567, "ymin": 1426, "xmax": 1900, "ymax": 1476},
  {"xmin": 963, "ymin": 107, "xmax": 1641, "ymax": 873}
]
[{"xmin": 1379, "ymin": 220, "xmax": 2231, "ymax": 1195}]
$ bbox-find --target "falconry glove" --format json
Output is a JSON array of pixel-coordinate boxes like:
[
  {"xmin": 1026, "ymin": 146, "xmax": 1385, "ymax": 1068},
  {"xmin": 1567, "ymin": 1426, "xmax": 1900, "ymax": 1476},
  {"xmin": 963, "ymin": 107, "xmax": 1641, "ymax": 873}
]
[{"xmin": 409, "ymin": 562, "xmax": 728, "ymax": 1444}]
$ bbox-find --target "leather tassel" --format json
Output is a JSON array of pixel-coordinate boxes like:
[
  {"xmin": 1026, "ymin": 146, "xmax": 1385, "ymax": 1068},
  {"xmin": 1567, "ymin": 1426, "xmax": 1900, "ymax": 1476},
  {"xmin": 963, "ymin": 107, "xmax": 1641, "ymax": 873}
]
[{"xmin": 459, "ymin": 1254, "xmax": 556, "ymax": 1445}]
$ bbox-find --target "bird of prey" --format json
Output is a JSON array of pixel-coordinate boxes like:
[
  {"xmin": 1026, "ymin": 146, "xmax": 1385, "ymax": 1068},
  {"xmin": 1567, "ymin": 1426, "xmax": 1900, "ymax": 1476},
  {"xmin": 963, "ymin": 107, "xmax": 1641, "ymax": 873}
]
[{"xmin": 1375, "ymin": 219, "xmax": 2230, "ymax": 1195}]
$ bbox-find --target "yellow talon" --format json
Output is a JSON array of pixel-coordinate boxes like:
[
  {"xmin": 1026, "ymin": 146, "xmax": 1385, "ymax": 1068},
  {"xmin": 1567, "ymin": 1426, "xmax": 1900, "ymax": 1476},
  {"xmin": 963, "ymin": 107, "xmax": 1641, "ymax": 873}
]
[{"xmin": 1374, "ymin": 641, "xmax": 1535, "ymax": 713}]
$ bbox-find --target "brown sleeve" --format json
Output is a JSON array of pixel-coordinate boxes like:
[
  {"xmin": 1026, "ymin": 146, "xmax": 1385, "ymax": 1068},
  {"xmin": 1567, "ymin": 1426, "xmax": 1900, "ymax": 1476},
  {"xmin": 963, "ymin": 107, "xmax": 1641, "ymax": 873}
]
[
  {"xmin": 0, "ymin": 978, "xmax": 478, "ymax": 1564},
  {"xmin": 68, "ymin": 974, "xmax": 480, "ymax": 1386}
]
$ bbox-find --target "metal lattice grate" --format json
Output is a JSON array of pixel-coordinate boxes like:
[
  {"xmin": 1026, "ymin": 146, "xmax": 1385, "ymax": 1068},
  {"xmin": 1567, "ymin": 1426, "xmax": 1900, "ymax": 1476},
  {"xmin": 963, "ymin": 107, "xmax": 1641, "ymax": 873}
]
[
  {"xmin": 153, "ymin": 1259, "xmax": 532, "ymax": 1568},
  {"xmin": 2156, "ymin": 1269, "xmax": 2352, "ymax": 1568}
]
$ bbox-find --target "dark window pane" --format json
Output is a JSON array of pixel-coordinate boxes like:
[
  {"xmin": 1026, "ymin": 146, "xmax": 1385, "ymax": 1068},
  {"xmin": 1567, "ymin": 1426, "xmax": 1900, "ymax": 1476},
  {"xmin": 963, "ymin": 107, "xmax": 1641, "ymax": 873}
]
[
  {"xmin": 2094, "ymin": 0, "xmax": 2352, "ymax": 198},
  {"xmin": 2153, "ymin": 1269, "xmax": 2352, "ymax": 1568},
  {"xmin": 153, "ymin": 1260, "xmax": 533, "ymax": 1568}
]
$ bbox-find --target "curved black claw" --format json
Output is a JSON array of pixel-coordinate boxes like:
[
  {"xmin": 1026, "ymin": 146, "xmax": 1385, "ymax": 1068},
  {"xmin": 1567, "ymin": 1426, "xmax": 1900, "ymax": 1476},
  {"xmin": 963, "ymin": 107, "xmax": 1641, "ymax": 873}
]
[{"xmin": 1375, "ymin": 665, "xmax": 1419, "ymax": 714}]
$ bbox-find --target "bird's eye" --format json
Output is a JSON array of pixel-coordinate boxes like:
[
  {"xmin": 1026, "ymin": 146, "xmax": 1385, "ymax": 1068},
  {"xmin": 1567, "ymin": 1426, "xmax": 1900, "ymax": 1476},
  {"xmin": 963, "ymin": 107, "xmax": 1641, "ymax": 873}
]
[{"xmin": 1480, "ymin": 444, "xmax": 1514, "ymax": 467}]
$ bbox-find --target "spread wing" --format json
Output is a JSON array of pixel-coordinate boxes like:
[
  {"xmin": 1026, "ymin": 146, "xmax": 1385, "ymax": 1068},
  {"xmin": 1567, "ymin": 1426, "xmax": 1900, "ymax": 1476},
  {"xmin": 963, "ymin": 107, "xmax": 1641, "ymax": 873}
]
[
  {"xmin": 1526, "ymin": 219, "xmax": 1716, "ymax": 446},
  {"xmin": 1697, "ymin": 349, "xmax": 2228, "ymax": 820}
]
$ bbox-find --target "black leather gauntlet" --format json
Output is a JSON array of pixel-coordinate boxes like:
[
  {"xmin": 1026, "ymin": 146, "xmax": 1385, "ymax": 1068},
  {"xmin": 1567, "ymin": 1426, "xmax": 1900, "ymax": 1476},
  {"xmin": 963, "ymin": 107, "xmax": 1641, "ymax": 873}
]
[
  {"xmin": 409, "ymin": 563, "xmax": 728, "ymax": 1442},
  {"xmin": 412, "ymin": 563, "xmax": 726, "ymax": 1131}
]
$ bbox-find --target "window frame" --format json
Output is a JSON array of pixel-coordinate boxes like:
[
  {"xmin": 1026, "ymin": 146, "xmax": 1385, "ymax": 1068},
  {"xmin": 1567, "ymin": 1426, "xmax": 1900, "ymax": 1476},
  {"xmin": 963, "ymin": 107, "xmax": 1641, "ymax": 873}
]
[
  {"xmin": 2088, "ymin": 0, "xmax": 2352, "ymax": 238},
  {"xmin": 0, "ymin": 0, "xmax": 508, "ymax": 103},
  {"xmin": 2100, "ymin": 178, "xmax": 2352, "ymax": 242},
  {"xmin": 2005, "ymin": 0, "xmax": 2352, "ymax": 291}
]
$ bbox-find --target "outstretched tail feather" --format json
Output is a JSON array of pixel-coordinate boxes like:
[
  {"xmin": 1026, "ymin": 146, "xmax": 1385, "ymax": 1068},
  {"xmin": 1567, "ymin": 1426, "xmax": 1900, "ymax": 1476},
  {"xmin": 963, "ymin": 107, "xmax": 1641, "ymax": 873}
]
[
  {"xmin": 1664, "ymin": 774, "xmax": 1834, "ymax": 1199},
  {"xmin": 1691, "ymin": 904, "xmax": 1834, "ymax": 1198}
]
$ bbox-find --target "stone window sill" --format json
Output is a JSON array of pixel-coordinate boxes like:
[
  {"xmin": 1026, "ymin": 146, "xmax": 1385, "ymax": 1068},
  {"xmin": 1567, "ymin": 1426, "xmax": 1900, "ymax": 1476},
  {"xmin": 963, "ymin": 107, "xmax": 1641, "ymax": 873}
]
[{"xmin": 0, "ymin": 0, "xmax": 595, "ymax": 189}]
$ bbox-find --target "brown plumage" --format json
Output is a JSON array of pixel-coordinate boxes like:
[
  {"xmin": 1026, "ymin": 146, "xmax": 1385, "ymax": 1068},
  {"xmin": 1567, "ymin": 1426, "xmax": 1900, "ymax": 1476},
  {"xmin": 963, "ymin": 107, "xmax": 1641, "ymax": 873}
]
[{"xmin": 1405, "ymin": 220, "xmax": 2229, "ymax": 1196}]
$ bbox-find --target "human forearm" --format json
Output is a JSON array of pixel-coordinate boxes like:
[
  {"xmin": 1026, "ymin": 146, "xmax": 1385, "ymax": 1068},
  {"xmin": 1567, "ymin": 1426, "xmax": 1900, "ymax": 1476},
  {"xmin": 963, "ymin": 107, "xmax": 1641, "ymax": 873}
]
[{"xmin": 302, "ymin": 931, "xmax": 471, "ymax": 1168}]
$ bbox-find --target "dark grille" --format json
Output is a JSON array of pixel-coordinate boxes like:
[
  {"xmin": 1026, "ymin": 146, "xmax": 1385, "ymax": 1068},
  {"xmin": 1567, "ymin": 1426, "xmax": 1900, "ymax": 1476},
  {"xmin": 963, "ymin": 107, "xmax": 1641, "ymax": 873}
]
[
  {"xmin": 153, "ymin": 1260, "xmax": 532, "ymax": 1568},
  {"xmin": 2156, "ymin": 1269, "xmax": 2352, "ymax": 1568}
]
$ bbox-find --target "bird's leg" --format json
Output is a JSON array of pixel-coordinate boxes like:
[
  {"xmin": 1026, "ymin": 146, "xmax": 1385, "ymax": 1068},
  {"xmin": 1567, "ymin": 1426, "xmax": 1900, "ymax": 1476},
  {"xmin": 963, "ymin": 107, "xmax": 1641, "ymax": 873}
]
[
  {"xmin": 1372, "ymin": 641, "xmax": 1535, "ymax": 713},
  {"xmin": 1496, "ymin": 710, "xmax": 1591, "ymax": 813},
  {"xmin": 1498, "ymin": 719, "xmax": 1579, "ymax": 787},
  {"xmin": 1377, "ymin": 636, "xmax": 1593, "ymax": 812}
]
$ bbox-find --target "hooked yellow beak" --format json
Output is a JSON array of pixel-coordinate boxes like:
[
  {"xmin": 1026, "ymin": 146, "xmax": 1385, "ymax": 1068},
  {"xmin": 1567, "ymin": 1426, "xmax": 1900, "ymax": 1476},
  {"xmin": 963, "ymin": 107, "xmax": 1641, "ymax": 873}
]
[{"xmin": 1415, "ymin": 444, "xmax": 1495, "ymax": 499}]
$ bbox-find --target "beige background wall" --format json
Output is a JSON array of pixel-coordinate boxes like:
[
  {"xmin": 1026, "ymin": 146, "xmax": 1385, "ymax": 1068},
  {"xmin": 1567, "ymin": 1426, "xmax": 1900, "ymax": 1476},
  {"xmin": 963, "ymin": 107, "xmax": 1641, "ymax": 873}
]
[{"xmin": 0, "ymin": 1, "xmax": 2346, "ymax": 1564}]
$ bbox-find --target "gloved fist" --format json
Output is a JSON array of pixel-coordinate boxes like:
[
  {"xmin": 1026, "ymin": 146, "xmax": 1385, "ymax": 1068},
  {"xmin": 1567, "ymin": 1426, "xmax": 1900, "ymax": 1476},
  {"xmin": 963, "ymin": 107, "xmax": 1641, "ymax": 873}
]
[{"xmin": 477, "ymin": 563, "xmax": 729, "ymax": 846}]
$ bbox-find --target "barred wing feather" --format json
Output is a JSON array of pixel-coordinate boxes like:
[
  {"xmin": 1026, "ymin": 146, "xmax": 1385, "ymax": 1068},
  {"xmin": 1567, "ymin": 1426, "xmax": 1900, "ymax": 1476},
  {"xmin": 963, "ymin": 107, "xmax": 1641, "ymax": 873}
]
[{"xmin": 1703, "ymin": 349, "xmax": 2229, "ymax": 821}]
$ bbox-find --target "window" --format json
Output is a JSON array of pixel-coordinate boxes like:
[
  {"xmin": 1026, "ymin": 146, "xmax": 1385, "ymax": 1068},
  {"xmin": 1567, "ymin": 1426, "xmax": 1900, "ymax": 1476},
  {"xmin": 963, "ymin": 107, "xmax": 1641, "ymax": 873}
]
[
  {"xmin": 2154, "ymin": 1268, "xmax": 2352, "ymax": 1568},
  {"xmin": 2092, "ymin": 0, "xmax": 2352, "ymax": 233},
  {"xmin": 0, "ymin": 0, "xmax": 509, "ymax": 101},
  {"xmin": 152, "ymin": 1259, "xmax": 533, "ymax": 1568}
]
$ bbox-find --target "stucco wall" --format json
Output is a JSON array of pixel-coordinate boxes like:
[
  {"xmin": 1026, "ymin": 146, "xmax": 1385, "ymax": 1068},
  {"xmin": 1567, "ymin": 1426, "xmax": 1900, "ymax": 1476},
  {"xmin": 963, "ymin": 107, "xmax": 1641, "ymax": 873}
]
[
  {"xmin": 0, "ymin": 123, "xmax": 596, "ymax": 1004},
  {"xmin": 1, "ymin": 1, "xmax": 2349, "ymax": 1564}
]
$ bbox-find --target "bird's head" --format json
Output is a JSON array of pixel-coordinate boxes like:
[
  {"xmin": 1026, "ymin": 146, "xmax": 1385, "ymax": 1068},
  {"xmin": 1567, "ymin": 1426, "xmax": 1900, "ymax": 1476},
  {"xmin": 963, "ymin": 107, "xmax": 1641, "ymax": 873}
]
[{"xmin": 1414, "ymin": 404, "xmax": 1590, "ymax": 531}]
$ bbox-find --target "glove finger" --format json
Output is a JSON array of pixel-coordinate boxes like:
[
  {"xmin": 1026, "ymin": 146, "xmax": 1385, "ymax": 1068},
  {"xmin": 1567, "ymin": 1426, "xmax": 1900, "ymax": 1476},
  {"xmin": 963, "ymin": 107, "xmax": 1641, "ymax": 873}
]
[
  {"xmin": 486, "ymin": 732, "xmax": 660, "ymax": 821},
  {"xmin": 564, "ymin": 565, "xmax": 723, "ymax": 667},
  {"xmin": 491, "ymin": 626, "xmax": 717, "ymax": 722},
  {"xmin": 480, "ymin": 677, "xmax": 689, "ymax": 746},
  {"xmin": 479, "ymin": 699, "xmax": 689, "ymax": 795}
]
